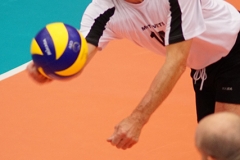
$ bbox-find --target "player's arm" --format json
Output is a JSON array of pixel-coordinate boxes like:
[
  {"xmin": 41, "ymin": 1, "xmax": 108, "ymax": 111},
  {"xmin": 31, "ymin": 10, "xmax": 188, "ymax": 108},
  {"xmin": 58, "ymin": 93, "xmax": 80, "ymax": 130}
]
[
  {"xmin": 26, "ymin": 43, "xmax": 98, "ymax": 83},
  {"xmin": 131, "ymin": 39, "xmax": 192, "ymax": 123},
  {"xmin": 131, "ymin": 0, "xmax": 205, "ymax": 123},
  {"xmin": 107, "ymin": 39, "xmax": 192, "ymax": 149},
  {"xmin": 83, "ymin": 43, "xmax": 98, "ymax": 66}
]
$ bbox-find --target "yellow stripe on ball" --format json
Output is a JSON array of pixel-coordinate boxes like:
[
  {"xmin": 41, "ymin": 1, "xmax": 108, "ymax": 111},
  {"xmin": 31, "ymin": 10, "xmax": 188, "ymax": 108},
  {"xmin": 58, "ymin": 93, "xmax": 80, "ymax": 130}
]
[
  {"xmin": 46, "ymin": 22, "xmax": 68, "ymax": 60},
  {"xmin": 30, "ymin": 39, "xmax": 43, "ymax": 55},
  {"xmin": 55, "ymin": 32, "xmax": 88, "ymax": 76},
  {"xmin": 37, "ymin": 67, "xmax": 51, "ymax": 79}
]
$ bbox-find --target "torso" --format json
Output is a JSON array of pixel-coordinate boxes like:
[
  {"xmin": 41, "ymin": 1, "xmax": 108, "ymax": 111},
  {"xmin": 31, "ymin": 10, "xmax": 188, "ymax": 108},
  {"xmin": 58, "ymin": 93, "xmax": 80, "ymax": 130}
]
[{"xmin": 80, "ymin": 0, "xmax": 240, "ymax": 69}]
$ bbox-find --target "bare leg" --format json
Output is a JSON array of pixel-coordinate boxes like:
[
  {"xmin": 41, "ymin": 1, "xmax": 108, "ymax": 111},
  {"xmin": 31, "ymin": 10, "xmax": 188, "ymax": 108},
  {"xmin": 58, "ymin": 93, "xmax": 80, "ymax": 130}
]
[{"xmin": 215, "ymin": 102, "xmax": 240, "ymax": 116}]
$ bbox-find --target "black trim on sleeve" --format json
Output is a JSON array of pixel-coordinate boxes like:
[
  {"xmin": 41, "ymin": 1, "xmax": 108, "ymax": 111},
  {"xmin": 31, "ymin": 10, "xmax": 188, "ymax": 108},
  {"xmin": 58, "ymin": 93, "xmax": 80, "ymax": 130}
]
[
  {"xmin": 86, "ymin": 7, "xmax": 115, "ymax": 47},
  {"xmin": 168, "ymin": 0, "xmax": 185, "ymax": 44}
]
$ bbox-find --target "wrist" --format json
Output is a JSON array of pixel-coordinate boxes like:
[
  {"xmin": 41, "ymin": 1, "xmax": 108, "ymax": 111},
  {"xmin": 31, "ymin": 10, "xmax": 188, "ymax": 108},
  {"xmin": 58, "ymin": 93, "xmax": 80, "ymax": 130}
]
[{"xmin": 130, "ymin": 110, "xmax": 150, "ymax": 126}]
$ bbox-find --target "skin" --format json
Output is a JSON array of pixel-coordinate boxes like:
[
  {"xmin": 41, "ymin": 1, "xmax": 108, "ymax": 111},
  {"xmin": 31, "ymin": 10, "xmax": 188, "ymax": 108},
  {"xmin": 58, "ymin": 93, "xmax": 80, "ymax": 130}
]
[
  {"xmin": 195, "ymin": 112, "xmax": 240, "ymax": 160},
  {"xmin": 26, "ymin": 0, "xmax": 240, "ymax": 150},
  {"xmin": 124, "ymin": 0, "xmax": 143, "ymax": 3}
]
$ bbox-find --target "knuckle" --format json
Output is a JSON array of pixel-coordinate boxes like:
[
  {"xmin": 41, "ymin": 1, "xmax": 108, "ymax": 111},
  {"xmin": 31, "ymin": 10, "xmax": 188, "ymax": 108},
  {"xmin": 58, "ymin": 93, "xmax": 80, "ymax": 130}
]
[
  {"xmin": 120, "ymin": 132, "xmax": 127, "ymax": 137},
  {"xmin": 133, "ymin": 138, "xmax": 138, "ymax": 143}
]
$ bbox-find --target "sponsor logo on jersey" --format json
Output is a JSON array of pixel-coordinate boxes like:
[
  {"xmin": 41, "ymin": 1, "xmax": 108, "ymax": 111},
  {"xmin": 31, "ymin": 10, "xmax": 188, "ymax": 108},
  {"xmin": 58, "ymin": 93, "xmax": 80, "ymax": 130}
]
[{"xmin": 141, "ymin": 22, "xmax": 165, "ymax": 31}]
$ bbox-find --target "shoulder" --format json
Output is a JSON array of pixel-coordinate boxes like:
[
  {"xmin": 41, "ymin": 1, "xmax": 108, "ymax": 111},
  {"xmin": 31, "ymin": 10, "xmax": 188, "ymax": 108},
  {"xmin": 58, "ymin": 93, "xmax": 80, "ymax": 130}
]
[
  {"xmin": 80, "ymin": 0, "xmax": 117, "ymax": 47},
  {"xmin": 86, "ymin": 0, "xmax": 115, "ymax": 12},
  {"xmin": 81, "ymin": 0, "xmax": 116, "ymax": 31},
  {"xmin": 82, "ymin": 0, "xmax": 116, "ymax": 25}
]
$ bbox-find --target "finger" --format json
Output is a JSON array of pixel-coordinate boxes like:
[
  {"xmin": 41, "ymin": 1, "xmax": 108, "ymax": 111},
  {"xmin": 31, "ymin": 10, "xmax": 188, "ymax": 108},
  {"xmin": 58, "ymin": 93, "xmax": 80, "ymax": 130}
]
[
  {"xmin": 107, "ymin": 136, "xmax": 113, "ymax": 142},
  {"xmin": 27, "ymin": 64, "xmax": 52, "ymax": 83},
  {"xmin": 116, "ymin": 137, "xmax": 131, "ymax": 149},
  {"xmin": 107, "ymin": 125, "xmax": 120, "ymax": 143},
  {"xmin": 107, "ymin": 135, "xmax": 122, "ymax": 146},
  {"xmin": 127, "ymin": 140, "xmax": 137, "ymax": 149},
  {"xmin": 26, "ymin": 61, "xmax": 34, "ymax": 71},
  {"xmin": 122, "ymin": 137, "xmax": 138, "ymax": 149},
  {"xmin": 32, "ymin": 73, "xmax": 51, "ymax": 83},
  {"xmin": 122, "ymin": 139, "xmax": 134, "ymax": 150},
  {"xmin": 111, "ymin": 135, "xmax": 123, "ymax": 146}
]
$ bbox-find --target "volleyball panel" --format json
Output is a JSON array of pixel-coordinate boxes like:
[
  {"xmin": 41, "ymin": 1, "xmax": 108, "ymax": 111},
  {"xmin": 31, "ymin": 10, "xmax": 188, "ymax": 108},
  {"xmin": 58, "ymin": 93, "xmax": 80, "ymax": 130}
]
[
  {"xmin": 54, "ymin": 25, "xmax": 88, "ymax": 77},
  {"xmin": 31, "ymin": 27, "xmax": 56, "ymax": 68},
  {"xmin": 46, "ymin": 23, "xmax": 69, "ymax": 60}
]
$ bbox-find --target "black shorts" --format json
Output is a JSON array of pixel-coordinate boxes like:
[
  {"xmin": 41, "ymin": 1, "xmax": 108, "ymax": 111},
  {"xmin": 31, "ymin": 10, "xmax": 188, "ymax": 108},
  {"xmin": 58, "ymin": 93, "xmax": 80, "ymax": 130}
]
[{"xmin": 191, "ymin": 32, "xmax": 240, "ymax": 122}]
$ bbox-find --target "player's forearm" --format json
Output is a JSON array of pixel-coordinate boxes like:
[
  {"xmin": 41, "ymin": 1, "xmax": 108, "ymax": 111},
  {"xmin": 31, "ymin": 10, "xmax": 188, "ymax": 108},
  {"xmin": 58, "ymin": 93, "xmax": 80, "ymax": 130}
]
[
  {"xmin": 86, "ymin": 43, "xmax": 98, "ymax": 64},
  {"xmin": 131, "ymin": 60, "xmax": 186, "ymax": 124},
  {"xmin": 130, "ymin": 40, "xmax": 192, "ymax": 125}
]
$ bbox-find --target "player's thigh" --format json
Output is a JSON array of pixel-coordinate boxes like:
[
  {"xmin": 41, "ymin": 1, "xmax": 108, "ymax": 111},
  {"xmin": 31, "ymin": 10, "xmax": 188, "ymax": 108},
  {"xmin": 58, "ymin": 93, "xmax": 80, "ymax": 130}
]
[
  {"xmin": 215, "ymin": 102, "xmax": 240, "ymax": 116},
  {"xmin": 194, "ymin": 90, "xmax": 216, "ymax": 122}
]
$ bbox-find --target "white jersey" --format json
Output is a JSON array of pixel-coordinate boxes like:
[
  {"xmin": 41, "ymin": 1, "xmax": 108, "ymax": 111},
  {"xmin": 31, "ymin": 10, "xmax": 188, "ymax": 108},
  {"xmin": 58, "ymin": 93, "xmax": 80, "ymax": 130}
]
[{"xmin": 80, "ymin": 0, "xmax": 240, "ymax": 69}]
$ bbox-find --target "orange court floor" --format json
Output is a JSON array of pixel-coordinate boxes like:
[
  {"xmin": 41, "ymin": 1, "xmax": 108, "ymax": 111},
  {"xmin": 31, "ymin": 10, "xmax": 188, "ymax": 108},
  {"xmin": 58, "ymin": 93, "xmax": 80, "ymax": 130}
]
[{"xmin": 0, "ymin": 1, "xmax": 240, "ymax": 159}]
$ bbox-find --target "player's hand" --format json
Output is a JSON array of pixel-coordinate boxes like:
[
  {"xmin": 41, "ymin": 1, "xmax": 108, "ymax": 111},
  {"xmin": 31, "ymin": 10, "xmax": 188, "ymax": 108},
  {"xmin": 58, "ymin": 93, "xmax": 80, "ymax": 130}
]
[
  {"xmin": 107, "ymin": 116, "xmax": 145, "ymax": 150},
  {"xmin": 26, "ymin": 62, "xmax": 52, "ymax": 84}
]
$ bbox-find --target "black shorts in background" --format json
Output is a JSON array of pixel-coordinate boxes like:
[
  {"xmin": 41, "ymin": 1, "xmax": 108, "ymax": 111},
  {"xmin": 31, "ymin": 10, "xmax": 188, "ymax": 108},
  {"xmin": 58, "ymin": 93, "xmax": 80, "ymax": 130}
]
[{"xmin": 191, "ymin": 32, "xmax": 240, "ymax": 122}]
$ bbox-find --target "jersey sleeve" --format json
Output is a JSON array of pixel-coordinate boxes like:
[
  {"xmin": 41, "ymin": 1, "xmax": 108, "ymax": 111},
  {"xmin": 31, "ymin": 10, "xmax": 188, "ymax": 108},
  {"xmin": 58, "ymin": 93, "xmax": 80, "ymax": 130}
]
[
  {"xmin": 79, "ymin": 0, "xmax": 117, "ymax": 49},
  {"xmin": 165, "ymin": 0, "xmax": 206, "ymax": 45}
]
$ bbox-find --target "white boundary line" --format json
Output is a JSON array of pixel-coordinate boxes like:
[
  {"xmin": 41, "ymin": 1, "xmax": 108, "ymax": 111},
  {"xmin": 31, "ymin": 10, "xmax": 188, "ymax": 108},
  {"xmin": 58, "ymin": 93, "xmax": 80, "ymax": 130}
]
[{"xmin": 0, "ymin": 61, "xmax": 31, "ymax": 81}]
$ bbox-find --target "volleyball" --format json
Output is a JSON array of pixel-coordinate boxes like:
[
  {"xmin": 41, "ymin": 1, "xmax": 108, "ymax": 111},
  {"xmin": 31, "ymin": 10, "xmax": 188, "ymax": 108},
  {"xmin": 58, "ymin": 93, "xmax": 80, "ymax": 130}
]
[{"xmin": 30, "ymin": 22, "xmax": 88, "ymax": 80}]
